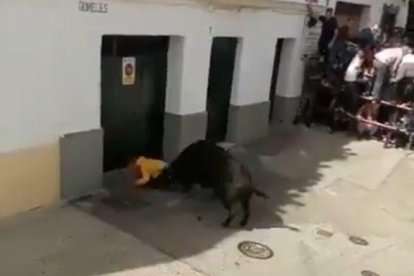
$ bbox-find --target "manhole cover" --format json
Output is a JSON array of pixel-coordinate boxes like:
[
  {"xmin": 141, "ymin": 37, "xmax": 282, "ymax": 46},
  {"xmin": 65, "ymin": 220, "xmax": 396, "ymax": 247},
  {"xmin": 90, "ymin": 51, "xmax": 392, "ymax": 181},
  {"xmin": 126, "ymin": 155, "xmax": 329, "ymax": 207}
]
[
  {"xmin": 238, "ymin": 241, "xmax": 274, "ymax": 260},
  {"xmin": 349, "ymin": 236, "xmax": 369, "ymax": 246},
  {"xmin": 361, "ymin": 270, "xmax": 380, "ymax": 276}
]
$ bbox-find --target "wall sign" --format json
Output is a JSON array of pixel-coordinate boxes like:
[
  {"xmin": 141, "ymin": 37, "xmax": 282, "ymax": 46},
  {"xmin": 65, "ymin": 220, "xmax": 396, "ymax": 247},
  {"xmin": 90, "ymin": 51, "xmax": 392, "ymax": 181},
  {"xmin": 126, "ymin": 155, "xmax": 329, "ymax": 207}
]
[
  {"xmin": 79, "ymin": 1, "xmax": 108, "ymax": 13},
  {"xmin": 122, "ymin": 57, "xmax": 136, "ymax": 86}
]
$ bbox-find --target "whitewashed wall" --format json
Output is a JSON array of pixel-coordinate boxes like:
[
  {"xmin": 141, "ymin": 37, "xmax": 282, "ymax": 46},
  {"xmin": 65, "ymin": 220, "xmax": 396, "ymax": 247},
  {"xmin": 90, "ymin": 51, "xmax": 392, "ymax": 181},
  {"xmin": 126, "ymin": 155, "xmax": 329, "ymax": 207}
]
[
  {"xmin": 0, "ymin": 0, "xmax": 309, "ymax": 153},
  {"xmin": 0, "ymin": 0, "xmax": 408, "ymax": 153}
]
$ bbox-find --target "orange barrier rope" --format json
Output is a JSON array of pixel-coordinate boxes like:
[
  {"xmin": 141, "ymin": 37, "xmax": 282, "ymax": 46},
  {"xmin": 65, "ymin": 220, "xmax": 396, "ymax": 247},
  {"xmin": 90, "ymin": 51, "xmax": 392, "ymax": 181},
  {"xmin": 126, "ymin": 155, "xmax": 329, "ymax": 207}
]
[
  {"xmin": 359, "ymin": 96, "xmax": 412, "ymax": 112},
  {"xmin": 336, "ymin": 109, "xmax": 402, "ymax": 132}
]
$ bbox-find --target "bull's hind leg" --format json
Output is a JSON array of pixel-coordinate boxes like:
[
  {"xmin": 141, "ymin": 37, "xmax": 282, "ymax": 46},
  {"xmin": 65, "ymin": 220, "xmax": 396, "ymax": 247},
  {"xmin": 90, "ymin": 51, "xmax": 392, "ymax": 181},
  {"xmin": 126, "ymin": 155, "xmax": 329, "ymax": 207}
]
[
  {"xmin": 240, "ymin": 195, "xmax": 251, "ymax": 227},
  {"xmin": 222, "ymin": 205, "xmax": 235, "ymax": 227}
]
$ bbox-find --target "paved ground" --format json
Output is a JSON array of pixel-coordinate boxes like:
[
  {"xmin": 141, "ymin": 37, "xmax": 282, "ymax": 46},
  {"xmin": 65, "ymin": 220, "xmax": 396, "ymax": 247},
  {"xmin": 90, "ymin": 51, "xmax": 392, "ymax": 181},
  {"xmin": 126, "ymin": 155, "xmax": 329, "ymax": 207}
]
[{"xmin": 1, "ymin": 126, "xmax": 414, "ymax": 276}]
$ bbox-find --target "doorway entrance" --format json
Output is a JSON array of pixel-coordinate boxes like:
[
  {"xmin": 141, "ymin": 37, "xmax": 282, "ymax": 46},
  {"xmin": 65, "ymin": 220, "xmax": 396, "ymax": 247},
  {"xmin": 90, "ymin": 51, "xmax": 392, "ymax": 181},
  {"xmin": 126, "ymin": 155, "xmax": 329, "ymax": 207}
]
[
  {"xmin": 269, "ymin": 39, "xmax": 284, "ymax": 122},
  {"xmin": 406, "ymin": 0, "xmax": 414, "ymax": 42},
  {"xmin": 335, "ymin": 2, "xmax": 367, "ymax": 36},
  {"xmin": 380, "ymin": 4, "xmax": 399, "ymax": 39},
  {"xmin": 101, "ymin": 36, "xmax": 169, "ymax": 172},
  {"xmin": 206, "ymin": 37, "xmax": 238, "ymax": 142}
]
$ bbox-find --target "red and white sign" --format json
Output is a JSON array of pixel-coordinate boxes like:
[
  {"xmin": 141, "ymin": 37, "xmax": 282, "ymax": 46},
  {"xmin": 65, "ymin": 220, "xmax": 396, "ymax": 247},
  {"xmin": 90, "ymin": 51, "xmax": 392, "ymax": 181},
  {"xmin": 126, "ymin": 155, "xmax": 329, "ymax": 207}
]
[{"xmin": 122, "ymin": 57, "xmax": 136, "ymax": 85}]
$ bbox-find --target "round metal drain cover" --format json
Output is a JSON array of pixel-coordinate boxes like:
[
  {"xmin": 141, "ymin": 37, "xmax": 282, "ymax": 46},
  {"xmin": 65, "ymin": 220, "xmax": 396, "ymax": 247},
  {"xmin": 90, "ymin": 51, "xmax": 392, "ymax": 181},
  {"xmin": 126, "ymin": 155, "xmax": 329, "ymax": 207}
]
[
  {"xmin": 349, "ymin": 236, "xmax": 369, "ymax": 246},
  {"xmin": 361, "ymin": 270, "xmax": 380, "ymax": 276},
  {"xmin": 238, "ymin": 241, "xmax": 274, "ymax": 260}
]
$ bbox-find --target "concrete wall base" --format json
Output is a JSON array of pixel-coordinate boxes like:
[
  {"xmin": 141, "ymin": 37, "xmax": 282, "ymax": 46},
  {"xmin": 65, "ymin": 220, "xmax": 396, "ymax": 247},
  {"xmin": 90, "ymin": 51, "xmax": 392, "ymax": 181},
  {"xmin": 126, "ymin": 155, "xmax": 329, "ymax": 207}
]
[
  {"xmin": 227, "ymin": 102, "xmax": 270, "ymax": 144},
  {"xmin": 163, "ymin": 112, "xmax": 207, "ymax": 162},
  {"xmin": 60, "ymin": 129, "xmax": 103, "ymax": 199},
  {"xmin": 270, "ymin": 95, "xmax": 300, "ymax": 127}
]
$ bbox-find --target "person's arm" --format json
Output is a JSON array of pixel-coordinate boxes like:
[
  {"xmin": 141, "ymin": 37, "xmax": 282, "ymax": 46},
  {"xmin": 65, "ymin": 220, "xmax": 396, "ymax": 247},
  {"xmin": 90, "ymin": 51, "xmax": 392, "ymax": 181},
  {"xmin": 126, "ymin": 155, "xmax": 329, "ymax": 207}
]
[
  {"xmin": 136, "ymin": 159, "xmax": 150, "ymax": 186},
  {"xmin": 357, "ymin": 104, "xmax": 365, "ymax": 118},
  {"xmin": 306, "ymin": 1, "xmax": 314, "ymax": 17},
  {"xmin": 391, "ymin": 62, "xmax": 405, "ymax": 83},
  {"xmin": 306, "ymin": 2, "xmax": 320, "ymax": 27},
  {"xmin": 328, "ymin": 19, "xmax": 339, "ymax": 48},
  {"xmin": 306, "ymin": 1, "xmax": 324, "ymax": 20},
  {"xmin": 329, "ymin": 30, "xmax": 338, "ymax": 48},
  {"xmin": 137, "ymin": 167, "xmax": 150, "ymax": 186},
  {"xmin": 391, "ymin": 53, "xmax": 404, "ymax": 77}
]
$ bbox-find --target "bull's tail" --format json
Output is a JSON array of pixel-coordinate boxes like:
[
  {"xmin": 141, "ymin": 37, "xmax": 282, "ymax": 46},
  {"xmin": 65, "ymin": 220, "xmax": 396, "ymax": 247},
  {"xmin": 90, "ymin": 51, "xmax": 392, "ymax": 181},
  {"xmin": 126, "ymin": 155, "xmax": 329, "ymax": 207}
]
[{"xmin": 254, "ymin": 188, "xmax": 269, "ymax": 200}]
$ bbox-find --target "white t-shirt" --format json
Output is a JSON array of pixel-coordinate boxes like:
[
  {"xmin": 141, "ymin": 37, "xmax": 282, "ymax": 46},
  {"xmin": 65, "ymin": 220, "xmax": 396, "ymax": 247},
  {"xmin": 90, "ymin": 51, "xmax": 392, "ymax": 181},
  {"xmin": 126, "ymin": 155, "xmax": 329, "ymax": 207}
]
[
  {"xmin": 394, "ymin": 54, "xmax": 414, "ymax": 82},
  {"xmin": 375, "ymin": 47, "xmax": 403, "ymax": 66},
  {"xmin": 344, "ymin": 54, "xmax": 363, "ymax": 82}
]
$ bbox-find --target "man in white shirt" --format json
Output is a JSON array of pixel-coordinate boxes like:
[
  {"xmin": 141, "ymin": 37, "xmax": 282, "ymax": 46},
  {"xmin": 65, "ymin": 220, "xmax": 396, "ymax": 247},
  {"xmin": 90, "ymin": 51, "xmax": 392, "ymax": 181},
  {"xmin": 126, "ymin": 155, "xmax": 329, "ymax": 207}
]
[
  {"xmin": 372, "ymin": 46, "xmax": 412, "ymax": 99},
  {"xmin": 391, "ymin": 54, "xmax": 414, "ymax": 104},
  {"xmin": 392, "ymin": 54, "xmax": 414, "ymax": 83}
]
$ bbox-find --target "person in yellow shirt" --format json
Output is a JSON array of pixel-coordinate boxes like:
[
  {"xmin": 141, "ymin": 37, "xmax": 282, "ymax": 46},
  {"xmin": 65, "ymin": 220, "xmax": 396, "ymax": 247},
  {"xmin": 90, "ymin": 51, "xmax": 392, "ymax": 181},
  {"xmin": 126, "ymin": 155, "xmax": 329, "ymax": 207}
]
[{"xmin": 129, "ymin": 156, "xmax": 167, "ymax": 186}]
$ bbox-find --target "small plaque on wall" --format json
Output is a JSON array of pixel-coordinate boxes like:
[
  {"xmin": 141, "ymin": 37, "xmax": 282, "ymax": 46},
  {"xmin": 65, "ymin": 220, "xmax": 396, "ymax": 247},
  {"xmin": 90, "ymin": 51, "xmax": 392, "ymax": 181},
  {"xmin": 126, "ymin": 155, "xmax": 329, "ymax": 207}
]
[{"xmin": 122, "ymin": 57, "xmax": 136, "ymax": 86}]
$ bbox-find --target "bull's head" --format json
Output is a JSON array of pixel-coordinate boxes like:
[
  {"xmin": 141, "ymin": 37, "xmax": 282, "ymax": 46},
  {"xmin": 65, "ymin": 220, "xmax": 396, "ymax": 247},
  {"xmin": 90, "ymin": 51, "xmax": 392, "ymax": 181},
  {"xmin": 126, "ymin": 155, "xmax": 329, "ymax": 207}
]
[{"xmin": 148, "ymin": 166, "xmax": 177, "ymax": 189}]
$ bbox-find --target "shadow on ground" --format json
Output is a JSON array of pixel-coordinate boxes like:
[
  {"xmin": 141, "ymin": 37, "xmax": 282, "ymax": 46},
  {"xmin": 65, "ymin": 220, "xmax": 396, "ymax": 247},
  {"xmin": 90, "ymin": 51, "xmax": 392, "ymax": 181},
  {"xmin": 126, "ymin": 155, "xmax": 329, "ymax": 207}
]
[{"xmin": 71, "ymin": 126, "xmax": 357, "ymax": 275}]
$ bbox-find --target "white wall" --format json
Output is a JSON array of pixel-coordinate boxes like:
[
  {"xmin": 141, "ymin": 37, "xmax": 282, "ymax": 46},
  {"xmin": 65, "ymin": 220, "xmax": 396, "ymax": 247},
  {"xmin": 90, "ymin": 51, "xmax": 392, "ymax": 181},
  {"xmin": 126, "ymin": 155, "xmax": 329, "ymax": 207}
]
[
  {"xmin": 211, "ymin": 10, "xmax": 306, "ymax": 105},
  {"xmin": 0, "ymin": 0, "xmax": 309, "ymax": 153},
  {"xmin": 1, "ymin": 0, "xmax": 408, "ymax": 153},
  {"xmin": 0, "ymin": 1, "xmax": 62, "ymax": 153}
]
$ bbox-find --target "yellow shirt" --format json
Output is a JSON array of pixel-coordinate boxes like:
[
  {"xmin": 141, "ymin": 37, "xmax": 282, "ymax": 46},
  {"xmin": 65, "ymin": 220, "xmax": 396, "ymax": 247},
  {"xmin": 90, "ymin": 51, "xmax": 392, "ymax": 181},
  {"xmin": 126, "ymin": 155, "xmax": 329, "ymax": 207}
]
[{"xmin": 135, "ymin": 157, "xmax": 166, "ymax": 186}]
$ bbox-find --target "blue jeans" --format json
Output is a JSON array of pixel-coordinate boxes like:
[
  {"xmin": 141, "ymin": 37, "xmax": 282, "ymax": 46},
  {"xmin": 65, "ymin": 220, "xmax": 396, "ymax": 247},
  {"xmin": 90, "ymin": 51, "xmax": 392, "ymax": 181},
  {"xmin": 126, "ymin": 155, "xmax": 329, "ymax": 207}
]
[{"xmin": 372, "ymin": 60, "xmax": 389, "ymax": 100}]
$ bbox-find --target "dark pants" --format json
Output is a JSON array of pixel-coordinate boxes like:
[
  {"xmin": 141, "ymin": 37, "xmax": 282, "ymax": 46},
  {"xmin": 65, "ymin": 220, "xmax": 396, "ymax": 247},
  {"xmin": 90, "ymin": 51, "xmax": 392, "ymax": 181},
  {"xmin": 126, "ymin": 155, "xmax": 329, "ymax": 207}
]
[
  {"xmin": 345, "ymin": 82, "xmax": 360, "ymax": 114},
  {"xmin": 318, "ymin": 41, "xmax": 329, "ymax": 66},
  {"xmin": 329, "ymin": 41, "xmax": 346, "ymax": 69}
]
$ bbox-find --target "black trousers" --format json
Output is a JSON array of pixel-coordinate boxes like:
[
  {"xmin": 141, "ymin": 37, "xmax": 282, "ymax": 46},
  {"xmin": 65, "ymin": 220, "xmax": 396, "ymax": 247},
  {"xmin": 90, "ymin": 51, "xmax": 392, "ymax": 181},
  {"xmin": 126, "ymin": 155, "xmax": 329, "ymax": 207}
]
[
  {"xmin": 318, "ymin": 41, "xmax": 330, "ymax": 66},
  {"xmin": 344, "ymin": 82, "xmax": 360, "ymax": 114}
]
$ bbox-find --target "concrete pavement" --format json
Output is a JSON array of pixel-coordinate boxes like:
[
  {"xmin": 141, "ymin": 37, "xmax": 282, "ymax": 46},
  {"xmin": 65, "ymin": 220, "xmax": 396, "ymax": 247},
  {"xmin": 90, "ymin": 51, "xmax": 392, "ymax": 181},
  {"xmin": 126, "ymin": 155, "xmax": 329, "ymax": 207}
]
[
  {"xmin": 1, "ymin": 126, "xmax": 414, "ymax": 275},
  {"xmin": 0, "ymin": 207, "xmax": 204, "ymax": 276}
]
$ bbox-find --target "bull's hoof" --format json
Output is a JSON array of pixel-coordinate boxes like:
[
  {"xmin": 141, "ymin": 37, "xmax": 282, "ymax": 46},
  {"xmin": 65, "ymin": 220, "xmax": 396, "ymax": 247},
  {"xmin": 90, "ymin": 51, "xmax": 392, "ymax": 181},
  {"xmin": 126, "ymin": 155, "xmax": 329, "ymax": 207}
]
[
  {"xmin": 222, "ymin": 220, "xmax": 231, "ymax": 228},
  {"xmin": 240, "ymin": 219, "xmax": 248, "ymax": 227}
]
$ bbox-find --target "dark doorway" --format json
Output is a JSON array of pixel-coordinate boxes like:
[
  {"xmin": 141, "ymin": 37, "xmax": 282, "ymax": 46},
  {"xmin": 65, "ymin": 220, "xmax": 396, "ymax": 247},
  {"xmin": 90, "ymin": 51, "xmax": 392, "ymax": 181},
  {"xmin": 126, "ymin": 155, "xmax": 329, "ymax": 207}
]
[
  {"xmin": 101, "ymin": 35, "xmax": 168, "ymax": 172},
  {"xmin": 408, "ymin": 0, "xmax": 414, "ymax": 31},
  {"xmin": 206, "ymin": 37, "xmax": 238, "ymax": 142},
  {"xmin": 335, "ymin": 2, "xmax": 366, "ymax": 36},
  {"xmin": 379, "ymin": 4, "xmax": 399, "ymax": 40},
  {"xmin": 405, "ymin": 0, "xmax": 414, "ymax": 41},
  {"xmin": 269, "ymin": 39, "xmax": 284, "ymax": 122}
]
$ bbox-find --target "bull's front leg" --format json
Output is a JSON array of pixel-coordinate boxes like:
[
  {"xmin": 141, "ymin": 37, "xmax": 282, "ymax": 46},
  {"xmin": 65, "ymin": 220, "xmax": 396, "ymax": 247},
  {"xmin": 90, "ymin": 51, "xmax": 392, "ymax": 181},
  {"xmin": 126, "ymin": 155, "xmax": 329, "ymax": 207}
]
[
  {"xmin": 221, "ymin": 198, "xmax": 235, "ymax": 227},
  {"xmin": 240, "ymin": 196, "xmax": 251, "ymax": 227},
  {"xmin": 222, "ymin": 205, "xmax": 235, "ymax": 227}
]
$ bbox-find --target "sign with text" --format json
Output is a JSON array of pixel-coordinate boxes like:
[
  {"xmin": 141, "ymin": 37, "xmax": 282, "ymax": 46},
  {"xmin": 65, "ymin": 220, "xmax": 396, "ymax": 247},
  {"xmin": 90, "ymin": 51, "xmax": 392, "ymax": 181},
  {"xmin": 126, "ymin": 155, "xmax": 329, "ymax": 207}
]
[
  {"xmin": 79, "ymin": 1, "xmax": 108, "ymax": 13},
  {"xmin": 122, "ymin": 57, "xmax": 136, "ymax": 86}
]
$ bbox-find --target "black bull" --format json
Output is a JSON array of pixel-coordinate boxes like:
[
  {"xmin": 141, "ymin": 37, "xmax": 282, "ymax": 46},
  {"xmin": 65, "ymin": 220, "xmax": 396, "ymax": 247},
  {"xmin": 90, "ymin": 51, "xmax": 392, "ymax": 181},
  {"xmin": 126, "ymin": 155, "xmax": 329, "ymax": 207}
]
[{"xmin": 154, "ymin": 140, "xmax": 268, "ymax": 227}]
